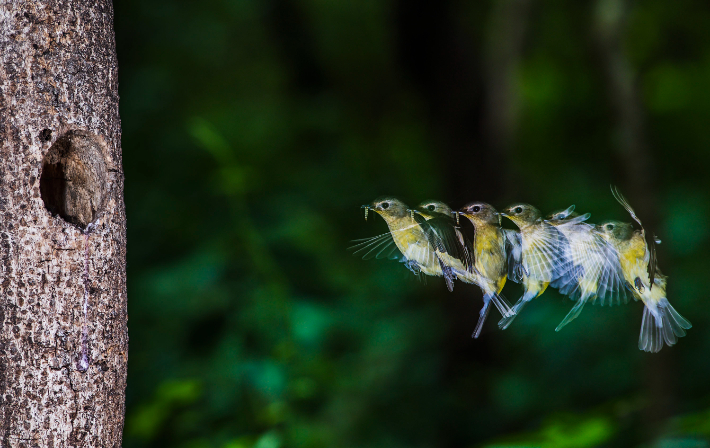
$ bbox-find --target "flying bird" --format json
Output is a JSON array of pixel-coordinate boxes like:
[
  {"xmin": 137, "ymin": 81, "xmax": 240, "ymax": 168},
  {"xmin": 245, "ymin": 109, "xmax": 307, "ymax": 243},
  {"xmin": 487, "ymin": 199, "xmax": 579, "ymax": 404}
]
[
  {"xmin": 547, "ymin": 206, "xmax": 628, "ymax": 331},
  {"xmin": 351, "ymin": 197, "xmax": 447, "ymax": 283},
  {"xmin": 499, "ymin": 203, "xmax": 572, "ymax": 329},
  {"xmin": 458, "ymin": 202, "xmax": 517, "ymax": 338},
  {"xmin": 411, "ymin": 200, "xmax": 474, "ymax": 291},
  {"xmin": 596, "ymin": 186, "xmax": 691, "ymax": 352}
]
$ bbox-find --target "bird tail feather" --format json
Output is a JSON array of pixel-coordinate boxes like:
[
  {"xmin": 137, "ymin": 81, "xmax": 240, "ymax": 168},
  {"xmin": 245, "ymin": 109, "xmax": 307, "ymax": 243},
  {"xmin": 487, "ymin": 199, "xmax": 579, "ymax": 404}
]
[{"xmin": 638, "ymin": 299, "xmax": 692, "ymax": 353}]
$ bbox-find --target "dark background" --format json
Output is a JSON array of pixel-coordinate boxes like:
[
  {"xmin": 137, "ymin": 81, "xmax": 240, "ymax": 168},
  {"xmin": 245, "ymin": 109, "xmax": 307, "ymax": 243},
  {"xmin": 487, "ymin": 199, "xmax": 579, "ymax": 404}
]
[{"xmin": 114, "ymin": 0, "xmax": 710, "ymax": 446}]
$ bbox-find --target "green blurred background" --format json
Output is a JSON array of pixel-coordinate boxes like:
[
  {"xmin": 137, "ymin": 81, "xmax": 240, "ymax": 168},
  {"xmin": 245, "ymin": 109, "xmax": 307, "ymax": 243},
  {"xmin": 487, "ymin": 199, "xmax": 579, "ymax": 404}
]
[{"xmin": 114, "ymin": 0, "xmax": 710, "ymax": 447}]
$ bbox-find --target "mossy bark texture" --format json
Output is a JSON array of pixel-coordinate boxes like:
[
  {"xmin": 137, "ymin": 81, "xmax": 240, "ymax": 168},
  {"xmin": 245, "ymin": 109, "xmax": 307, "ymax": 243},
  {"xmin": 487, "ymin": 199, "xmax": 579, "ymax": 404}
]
[{"xmin": 0, "ymin": 1, "xmax": 127, "ymax": 446}]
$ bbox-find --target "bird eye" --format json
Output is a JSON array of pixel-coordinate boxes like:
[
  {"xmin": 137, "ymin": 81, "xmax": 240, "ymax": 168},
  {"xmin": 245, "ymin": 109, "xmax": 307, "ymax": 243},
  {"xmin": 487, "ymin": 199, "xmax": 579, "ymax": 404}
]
[
  {"xmin": 428, "ymin": 205, "xmax": 435, "ymax": 211},
  {"xmin": 515, "ymin": 207, "xmax": 523, "ymax": 214},
  {"xmin": 473, "ymin": 206, "xmax": 481, "ymax": 212},
  {"xmin": 381, "ymin": 202, "xmax": 389, "ymax": 210},
  {"xmin": 606, "ymin": 224, "xmax": 614, "ymax": 231}
]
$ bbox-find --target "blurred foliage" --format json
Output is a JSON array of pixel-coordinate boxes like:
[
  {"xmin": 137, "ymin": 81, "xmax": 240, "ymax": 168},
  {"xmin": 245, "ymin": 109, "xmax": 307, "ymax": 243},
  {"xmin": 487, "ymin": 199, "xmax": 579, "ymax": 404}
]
[{"xmin": 115, "ymin": 0, "xmax": 710, "ymax": 446}]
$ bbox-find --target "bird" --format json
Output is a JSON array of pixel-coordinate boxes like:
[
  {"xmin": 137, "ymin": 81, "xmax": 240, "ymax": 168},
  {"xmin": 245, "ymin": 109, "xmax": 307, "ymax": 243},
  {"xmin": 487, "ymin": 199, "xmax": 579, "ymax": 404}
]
[
  {"xmin": 457, "ymin": 202, "xmax": 517, "ymax": 338},
  {"xmin": 546, "ymin": 206, "xmax": 628, "ymax": 331},
  {"xmin": 595, "ymin": 186, "xmax": 691, "ymax": 352},
  {"xmin": 351, "ymin": 197, "xmax": 445, "ymax": 281},
  {"xmin": 410, "ymin": 200, "xmax": 474, "ymax": 291},
  {"xmin": 499, "ymin": 203, "xmax": 572, "ymax": 329}
]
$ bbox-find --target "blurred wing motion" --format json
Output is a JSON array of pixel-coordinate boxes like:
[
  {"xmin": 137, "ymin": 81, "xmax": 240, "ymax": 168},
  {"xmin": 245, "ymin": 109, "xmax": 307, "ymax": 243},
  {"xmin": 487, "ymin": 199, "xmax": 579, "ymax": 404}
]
[
  {"xmin": 611, "ymin": 185, "xmax": 657, "ymax": 289},
  {"xmin": 348, "ymin": 232, "xmax": 402, "ymax": 261},
  {"xmin": 411, "ymin": 213, "xmax": 471, "ymax": 291},
  {"xmin": 554, "ymin": 221, "xmax": 628, "ymax": 306},
  {"xmin": 498, "ymin": 221, "xmax": 570, "ymax": 330},
  {"xmin": 503, "ymin": 229, "xmax": 523, "ymax": 283},
  {"xmin": 521, "ymin": 222, "xmax": 571, "ymax": 283},
  {"xmin": 553, "ymin": 221, "xmax": 629, "ymax": 331},
  {"xmin": 610, "ymin": 185, "xmax": 642, "ymax": 227},
  {"xmin": 413, "ymin": 212, "xmax": 473, "ymax": 273}
]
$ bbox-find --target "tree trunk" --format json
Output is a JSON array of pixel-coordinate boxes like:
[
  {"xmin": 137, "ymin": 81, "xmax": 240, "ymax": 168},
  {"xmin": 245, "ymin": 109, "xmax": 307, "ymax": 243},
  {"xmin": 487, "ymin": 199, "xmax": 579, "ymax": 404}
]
[{"xmin": 0, "ymin": 1, "xmax": 127, "ymax": 446}]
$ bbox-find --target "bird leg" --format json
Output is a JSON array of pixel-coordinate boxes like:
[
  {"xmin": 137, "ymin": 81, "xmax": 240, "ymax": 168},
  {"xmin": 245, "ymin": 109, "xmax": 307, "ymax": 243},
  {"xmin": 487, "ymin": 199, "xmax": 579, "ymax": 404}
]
[
  {"xmin": 634, "ymin": 277, "xmax": 646, "ymax": 293},
  {"xmin": 403, "ymin": 259, "xmax": 421, "ymax": 275}
]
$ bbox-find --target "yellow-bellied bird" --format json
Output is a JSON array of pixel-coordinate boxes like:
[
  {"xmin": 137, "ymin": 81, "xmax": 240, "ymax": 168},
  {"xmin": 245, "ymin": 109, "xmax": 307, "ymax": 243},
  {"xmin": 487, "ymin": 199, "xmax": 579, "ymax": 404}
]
[
  {"xmin": 411, "ymin": 200, "xmax": 474, "ymax": 292},
  {"xmin": 547, "ymin": 206, "xmax": 629, "ymax": 331},
  {"xmin": 596, "ymin": 187, "xmax": 691, "ymax": 352},
  {"xmin": 351, "ymin": 197, "xmax": 446, "ymax": 282},
  {"xmin": 458, "ymin": 202, "xmax": 517, "ymax": 338},
  {"xmin": 499, "ymin": 204, "xmax": 572, "ymax": 329}
]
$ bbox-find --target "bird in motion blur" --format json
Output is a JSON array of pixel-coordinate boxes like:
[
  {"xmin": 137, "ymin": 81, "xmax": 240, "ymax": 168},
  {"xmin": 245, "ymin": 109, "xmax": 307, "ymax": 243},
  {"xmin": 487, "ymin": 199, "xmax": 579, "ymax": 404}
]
[
  {"xmin": 596, "ymin": 186, "xmax": 691, "ymax": 352},
  {"xmin": 351, "ymin": 189, "xmax": 692, "ymax": 352},
  {"xmin": 457, "ymin": 202, "xmax": 517, "ymax": 338},
  {"xmin": 410, "ymin": 200, "xmax": 474, "ymax": 292},
  {"xmin": 498, "ymin": 204, "xmax": 571, "ymax": 329},
  {"xmin": 546, "ymin": 206, "xmax": 629, "ymax": 331},
  {"xmin": 351, "ymin": 197, "xmax": 448, "ymax": 285}
]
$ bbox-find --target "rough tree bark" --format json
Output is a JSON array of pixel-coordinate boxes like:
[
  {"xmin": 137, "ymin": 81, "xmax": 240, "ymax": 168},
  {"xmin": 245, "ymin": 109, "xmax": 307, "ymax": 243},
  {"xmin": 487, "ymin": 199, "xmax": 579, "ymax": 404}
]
[{"xmin": 0, "ymin": 0, "xmax": 127, "ymax": 447}]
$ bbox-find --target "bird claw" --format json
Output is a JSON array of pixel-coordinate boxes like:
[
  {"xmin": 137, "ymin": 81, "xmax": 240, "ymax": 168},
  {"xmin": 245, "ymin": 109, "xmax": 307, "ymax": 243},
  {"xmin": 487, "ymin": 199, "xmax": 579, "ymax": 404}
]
[
  {"xmin": 634, "ymin": 277, "xmax": 645, "ymax": 293},
  {"xmin": 514, "ymin": 265, "xmax": 528, "ymax": 280},
  {"xmin": 404, "ymin": 260, "xmax": 421, "ymax": 275}
]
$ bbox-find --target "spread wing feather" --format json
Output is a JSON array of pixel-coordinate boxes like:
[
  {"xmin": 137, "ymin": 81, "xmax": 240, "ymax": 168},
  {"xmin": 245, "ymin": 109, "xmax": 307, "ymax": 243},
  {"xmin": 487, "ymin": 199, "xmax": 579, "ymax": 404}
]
[
  {"xmin": 552, "ymin": 221, "xmax": 628, "ymax": 306},
  {"xmin": 349, "ymin": 232, "xmax": 402, "ymax": 261},
  {"xmin": 522, "ymin": 222, "xmax": 572, "ymax": 282},
  {"xmin": 404, "ymin": 232, "xmax": 439, "ymax": 269},
  {"xmin": 592, "ymin": 233, "xmax": 629, "ymax": 305}
]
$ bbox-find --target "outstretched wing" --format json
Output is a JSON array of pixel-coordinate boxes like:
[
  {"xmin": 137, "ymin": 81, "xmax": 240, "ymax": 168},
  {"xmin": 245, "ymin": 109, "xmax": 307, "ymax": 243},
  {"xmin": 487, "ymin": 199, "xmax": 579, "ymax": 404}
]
[
  {"xmin": 593, "ymin": 230, "xmax": 629, "ymax": 305},
  {"xmin": 348, "ymin": 231, "xmax": 402, "ymax": 261},
  {"xmin": 611, "ymin": 185, "xmax": 657, "ymax": 288},
  {"xmin": 522, "ymin": 222, "xmax": 572, "ymax": 282},
  {"xmin": 554, "ymin": 222, "xmax": 628, "ymax": 306}
]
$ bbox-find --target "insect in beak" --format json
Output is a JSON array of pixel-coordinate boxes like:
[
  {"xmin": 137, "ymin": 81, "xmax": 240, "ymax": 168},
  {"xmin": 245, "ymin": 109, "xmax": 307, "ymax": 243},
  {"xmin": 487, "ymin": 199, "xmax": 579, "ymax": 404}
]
[{"xmin": 361, "ymin": 205, "xmax": 370, "ymax": 221}]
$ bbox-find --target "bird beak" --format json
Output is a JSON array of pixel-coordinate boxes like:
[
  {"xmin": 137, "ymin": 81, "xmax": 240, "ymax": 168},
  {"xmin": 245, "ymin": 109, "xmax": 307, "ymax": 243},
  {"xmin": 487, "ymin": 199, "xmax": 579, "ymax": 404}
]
[{"xmin": 500, "ymin": 212, "xmax": 509, "ymax": 217}]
